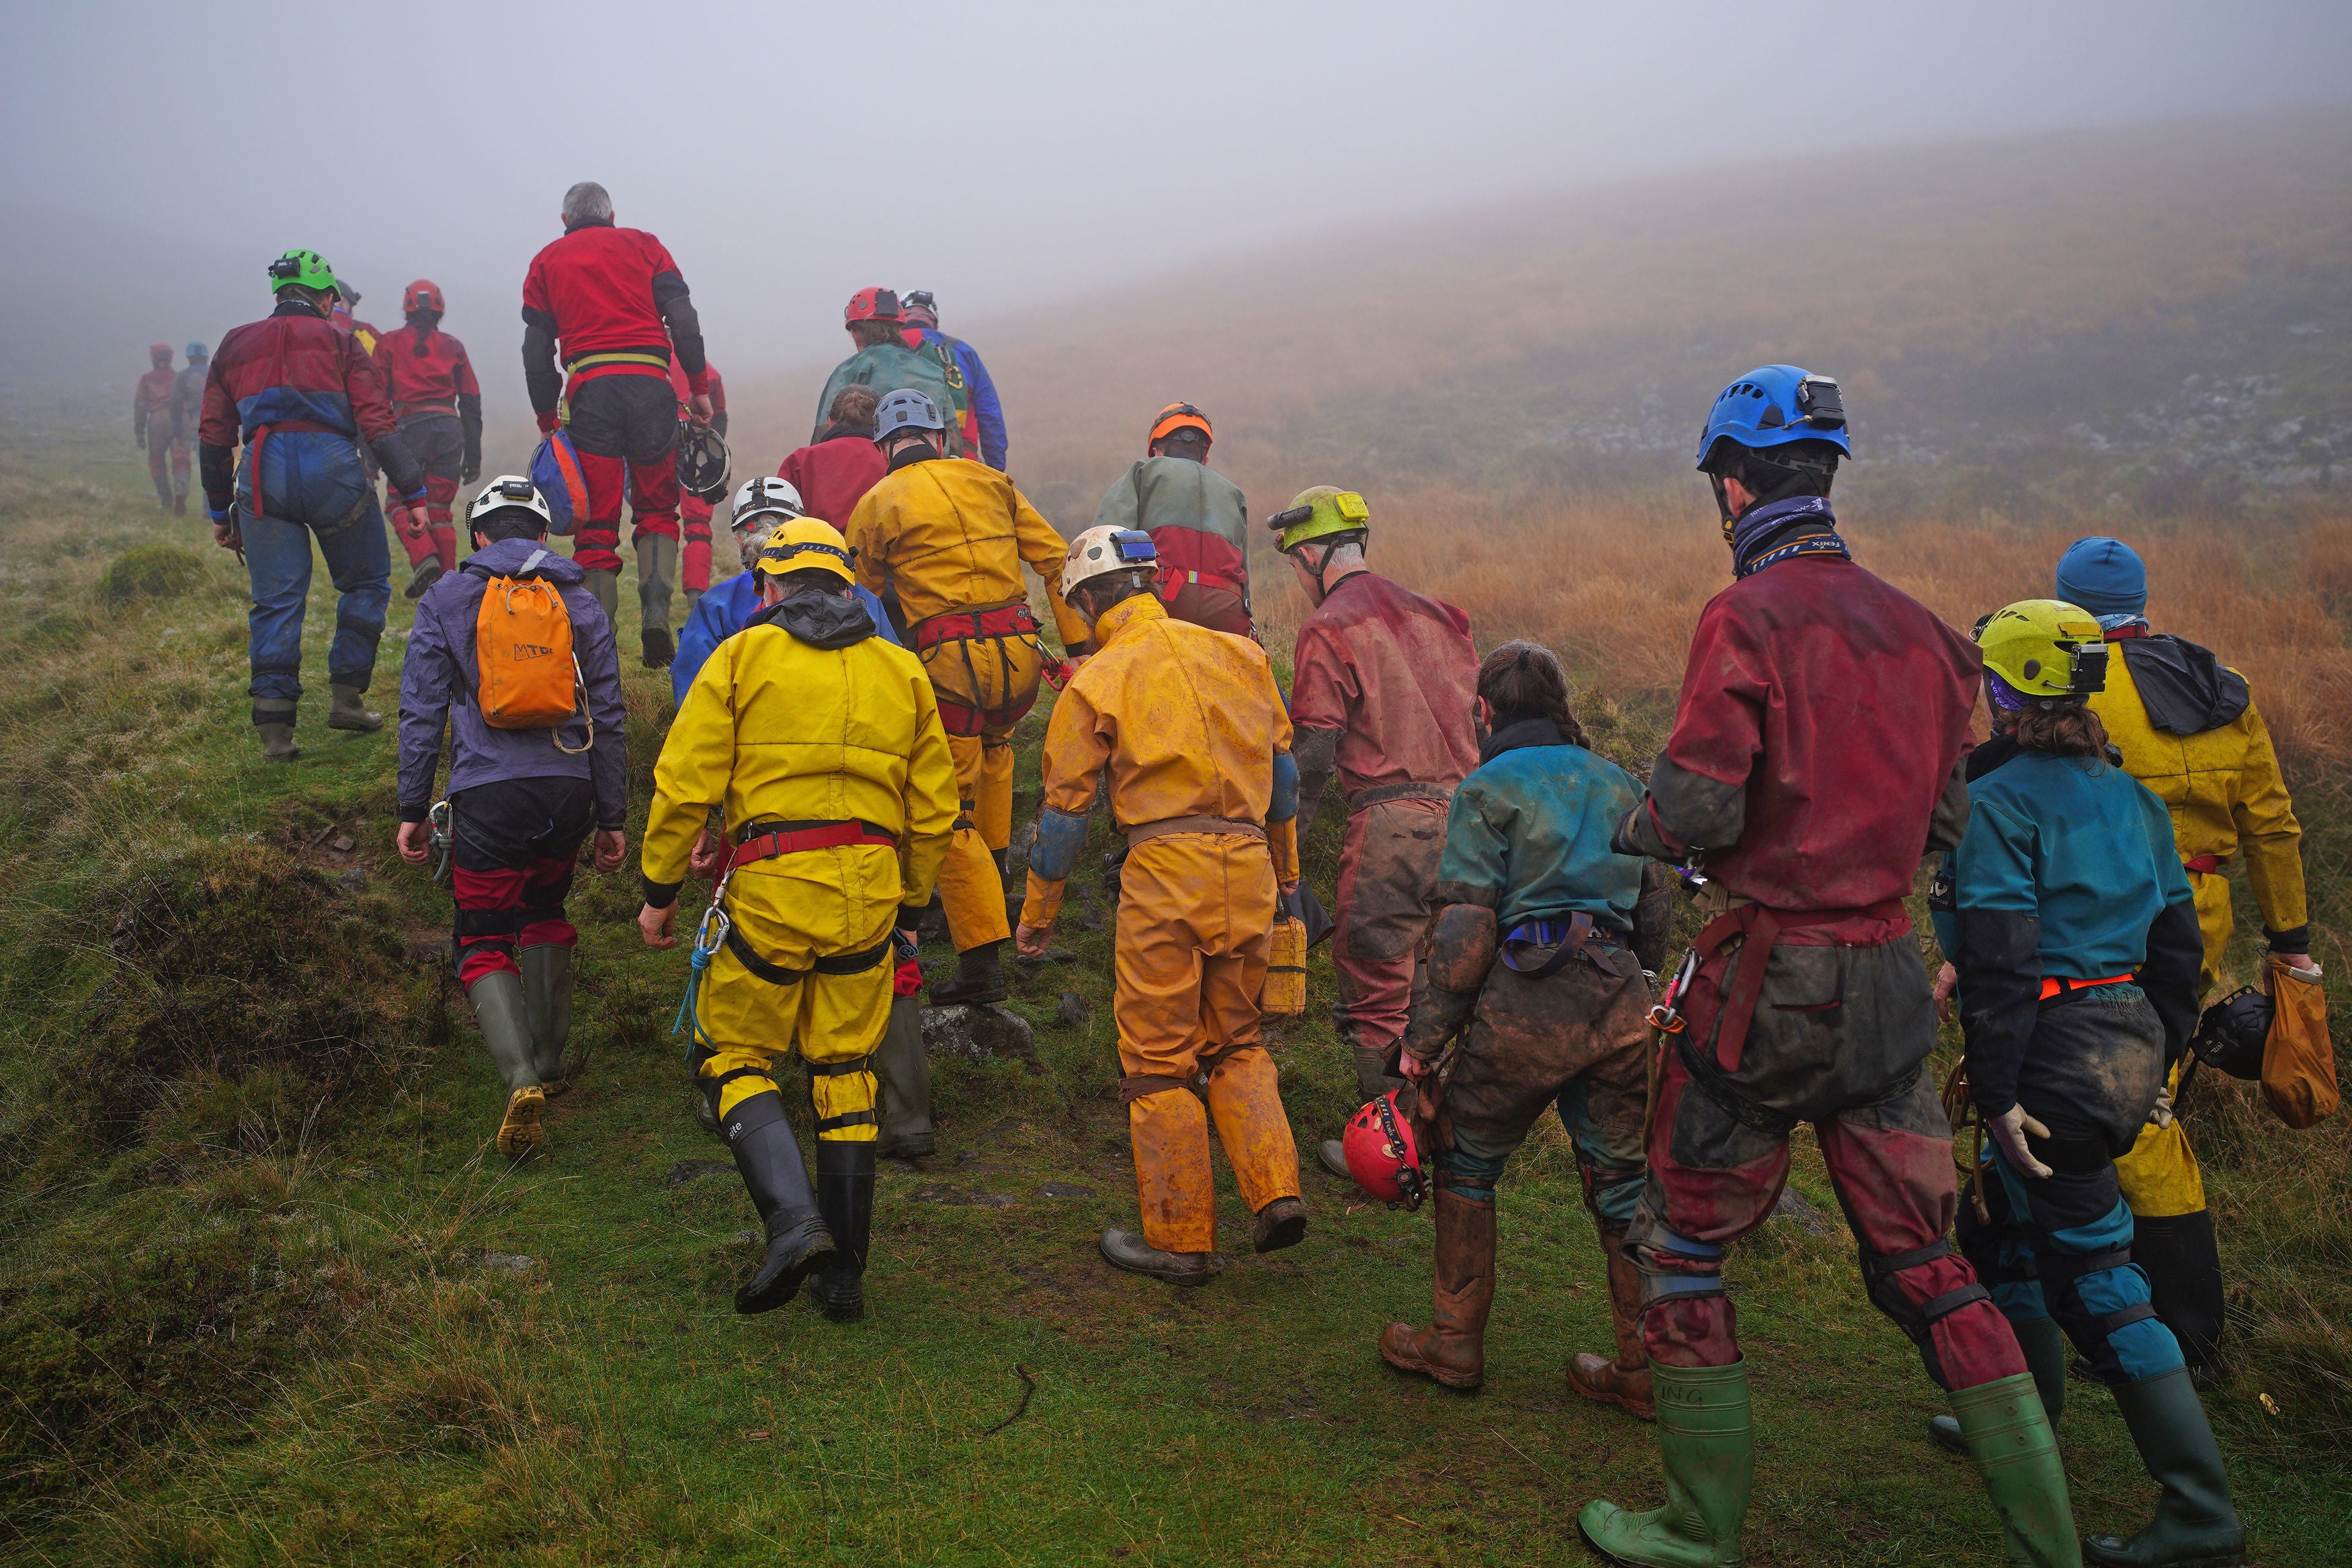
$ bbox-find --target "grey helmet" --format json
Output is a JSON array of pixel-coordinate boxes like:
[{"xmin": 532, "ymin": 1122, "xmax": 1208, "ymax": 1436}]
[{"xmin": 873, "ymin": 388, "xmax": 944, "ymax": 443}]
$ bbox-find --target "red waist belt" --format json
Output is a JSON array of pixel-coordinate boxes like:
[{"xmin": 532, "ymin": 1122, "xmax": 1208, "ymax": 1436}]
[
  {"xmin": 1697, "ymin": 899, "xmax": 1911, "ymax": 1073},
  {"xmin": 2040, "ymin": 971, "xmax": 2132, "ymax": 1002},
  {"xmin": 911, "ymin": 601, "xmax": 1039, "ymax": 652},
  {"xmin": 1158, "ymin": 564, "xmax": 1244, "ymax": 595},
  {"xmin": 2182, "ymin": 855, "xmax": 2222, "ymax": 875},
  {"xmin": 732, "ymin": 818, "xmax": 896, "ymax": 869}
]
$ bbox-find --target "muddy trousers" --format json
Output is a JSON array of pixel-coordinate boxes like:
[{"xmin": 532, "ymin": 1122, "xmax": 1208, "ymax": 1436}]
[
  {"xmin": 1116, "ymin": 832, "xmax": 1301, "ymax": 1254},
  {"xmin": 1332, "ymin": 795, "xmax": 1450, "ymax": 1096},
  {"xmin": 935, "ymin": 728, "xmax": 1017, "ymax": 953},
  {"xmin": 394, "ymin": 413, "xmax": 464, "ymax": 572}
]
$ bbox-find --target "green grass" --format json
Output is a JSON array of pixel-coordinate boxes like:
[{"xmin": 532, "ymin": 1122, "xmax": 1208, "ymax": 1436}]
[{"xmin": 1, "ymin": 403, "xmax": 2347, "ymax": 1564}]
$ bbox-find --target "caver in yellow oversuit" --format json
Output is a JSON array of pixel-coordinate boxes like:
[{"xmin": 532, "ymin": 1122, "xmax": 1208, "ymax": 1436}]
[
  {"xmin": 1018, "ymin": 526, "xmax": 1308, "ymax": 1284},
  {"xmin": 642, "ymin": 524, "xmax": 958, "ymax": 1319},
  {"xmin": 845, "ymin": 397, "xmax": 1091, "ymax": 1005},
  {"xmin": 2064, "ymin": 534, "xmax": 2312, "ymax": 1383}
]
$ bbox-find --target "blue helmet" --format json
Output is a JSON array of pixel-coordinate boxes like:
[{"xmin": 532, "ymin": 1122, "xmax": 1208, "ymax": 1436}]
[
  {"xmin": 185, "ymin": 340, "xmax": 208, "ymax": 360},
  {"xmin": 1695, "ymin": 364, "xmax": 1849, "ymax": 472}
]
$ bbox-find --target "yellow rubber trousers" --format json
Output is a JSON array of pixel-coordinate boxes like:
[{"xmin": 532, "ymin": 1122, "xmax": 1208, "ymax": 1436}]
[
  {"xmin": 1116, "ymin": 832, "xmax": 1301, "ymax": 1254},
  {"xmin": 936, "ymin": 729, "xmax": 1016, "ymax": 952}
]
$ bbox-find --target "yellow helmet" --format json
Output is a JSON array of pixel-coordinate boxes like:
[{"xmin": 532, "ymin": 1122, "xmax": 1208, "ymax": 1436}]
[
  {"xmin": 752, "ymin": 517, "xmax": 855, "ymax": 585},
  {"xmin": 1266, "ymin": 485, "xmax": 1370, "ymax": 553},
  {"xmin": 1973, "ymin": 599, "xmax": 2109, "ymax": 703}
]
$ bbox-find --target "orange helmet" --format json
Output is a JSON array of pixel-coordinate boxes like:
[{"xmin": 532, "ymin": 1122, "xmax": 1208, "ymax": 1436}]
[
  {"xmin": 1147, "ymin": 401, "xmax": 1212, "ymax": 452},
  {"xmin": 1341, "ymin": 1091, "xmax": 1427, "ymax": 1209},
  {"xmin": 403, "ymin": 279, "xmax": 446, "ymax": 314},
  {"xmin": 845, "ymin": 286, "xmax": 901, "ymax": 324}
]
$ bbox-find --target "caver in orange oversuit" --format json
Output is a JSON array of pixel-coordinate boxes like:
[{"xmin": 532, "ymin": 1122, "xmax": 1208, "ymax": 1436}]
[{"xmin": 1018, "ymin": 527, "xmax": 1306, "ymax": 1284}]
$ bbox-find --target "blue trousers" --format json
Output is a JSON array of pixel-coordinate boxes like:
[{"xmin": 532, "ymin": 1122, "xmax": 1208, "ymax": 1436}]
[{"xmin": 241, "ymin": 503, "xmax": 390, "ymax": 714}]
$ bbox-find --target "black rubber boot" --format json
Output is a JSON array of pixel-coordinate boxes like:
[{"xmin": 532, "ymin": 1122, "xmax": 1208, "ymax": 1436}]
[
  {"xmin": 405, "ymin": 558, "xmax": 444, "ymax": 600},
  {"xmin": 1934, "ymin": 1314, "xmax": 2068, "ymax": 1454},
  {"xmin": 809, "ymin": 1141, "xmax": 876, "ymax": 1323},
  {"xmin": 1099, "ymin": 1227, "xmax": 1216, "ymax": 1285},
  {"xmin": 642, "ymin": 625, "xmax": 674, "ymax": 668},
  {"xmin": 724, "ymin": 1090, "xmax": 837, "ymax": 1315},
  {"xmin": 2135, "ymin": 1210, "xmax": 2226, "ymax": 1386},
  {"xmin": 1317, "ymin": 1139, "xmax": 1353, "ymax": 1180},
  {"xmin": 2083, "ymin": 1367, "xmax": 2246, "ymax": 1567},
  {"xmin": 929, "ymin": 939, "xmax": 1008, "ymax": 1005}
]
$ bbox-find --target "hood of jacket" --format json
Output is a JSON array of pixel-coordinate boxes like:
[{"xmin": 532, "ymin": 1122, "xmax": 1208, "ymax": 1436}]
[
  {"xmin": 2118, "ymin": 634, "xmax": 2251, "ymax": 736},
  {"xmin": 752, "ymin": 588, "xmax": 877, "ymax": 650},
  {"xmin": 463, "ymin": 535, "xmax": 586, "ymax": 585}
]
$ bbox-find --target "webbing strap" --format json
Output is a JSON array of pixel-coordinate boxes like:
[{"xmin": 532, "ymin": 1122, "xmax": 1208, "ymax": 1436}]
[
  {"xmin": 814, "ymin": 1110, "xmax": 878, "ymax": 1133},
  {"xmin": 1915, "ymin": 1283, "xmax": 1992, "ymax": 1326},
  {"xmin": 564, "ymin": 350, "xmax": 671, "ymax": 373},
  {"xmin": 806, "ymin": 1055, "xmax": 876, "ymax": 1078},
  {"xmin": 2097, "ymin": 1302, "xmax": 2161, "ymax": 1336},
  {"xmin": 1872, "ymin": 1238, "xmax": 1955, "ymax": 1274},
  {"xmin": 722, "ymin": 928, "xmax": 893, "ymax": 986},
  {"xmin": 734, "ymin": 820, "xmax": 896, "ymax": 864},
  {"xmin": 1120, "ymin": 1073, "xmax": 1193, "ymax": 1104}
]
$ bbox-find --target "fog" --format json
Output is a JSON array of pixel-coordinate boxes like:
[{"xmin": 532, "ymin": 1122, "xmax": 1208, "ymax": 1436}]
[{"xmin": 4, "ymin": 0, "xmax": 2348, "ymax": 400}]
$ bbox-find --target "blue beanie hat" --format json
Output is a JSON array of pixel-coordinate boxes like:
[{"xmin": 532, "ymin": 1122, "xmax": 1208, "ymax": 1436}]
[{"xmin": 2054, "ymin": 536, "xmax": 2147, "ymax": 619}]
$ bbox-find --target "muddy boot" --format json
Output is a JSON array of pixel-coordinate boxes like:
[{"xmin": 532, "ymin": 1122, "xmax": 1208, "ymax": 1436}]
[
  {"xmin": 1577, "ymin": 1359, "xmax": 1753, "ymax": 1567},
  {"xmin": 1099, "ymin": 1227, "xmax": 1216, "ymax": 1285},
  {"xmin": 872, "ymin": 994, "xmax": 935, "ymax": 1161},
  {"xmin": 1318, "ymin": 1139, "xmax": 1353, "ymax": 1180},
  {"xmin": 1253, "ymin": 1196, "xmax": 1308, "ymax": 1254},
  {"xmin": 521, "ymin": 943, "xmax": 576, "ymax": 1098},
  {"xmin": 637, "ymin": 532, "xmax": 679, "ymax": 656},
  {"xmin": 2082, "ymin": 1368, "xmax": 2245, "ymax": 1567},
  {"xmin": 583, "ymin": 567, "xmax": 620, "ymax": 624},
  {"xmin": 809, "ymin": 1141, "xmax": 876, "ymax": 1322},
  {"xmin": 253, "ymin": 697, "xmax": 300, "ymax": 763},
  {"xmin": 173, "ymin": 490, "xmax": 187, "ymax": 517},
  {"xmin": 642, "ymin": 625, "xmax": 673, "ymax": 668},
  {"xmin": 1935, "ymin": 1315, "xmax": 2068, "ymax": 1454},
  {"xmin": 929, "ymin": 939, "xmax": 1008, "ymax": 1006},
  {"xmin": 1945, "ymin": 1372, "xmax": 2082, "ymax": 1568},
  {"xmin": 326, "ymin": 683, "xmax": 382, "ymax": 733},
  {"xmin": 725, "ymin": 1089, "xmax": 837, "ymax": 1314},
  {"xmin": 404, "ymin": 557, "xmax": 444, "ymax": 600},
  {"xmin": 1570, "ymin": 1223, "xmax": 1656, "ymax": 1420},
  {"xmin": 1379, "ymin": 1187, "xmax": 1496, "ymax": 1389},
  {"xmin": 470, "ymin": 970, "xmax": 546, "ymax": 1159}
]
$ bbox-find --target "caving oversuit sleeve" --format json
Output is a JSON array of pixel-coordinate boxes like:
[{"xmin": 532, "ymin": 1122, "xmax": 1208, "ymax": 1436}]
[
  {"xmin": 1627, "ymin": 597, "xmax": 1769, "ymax": 858},
  {"xmin": 1950, "ymin": 795, "xmax": 2044, "ymax": 1119},
  {"xmin": 2229, "ymin": 698, "xmax": 2309, "ymax": 947},
  {"xmin": 642, "ymin": 646, "xmax": 739, "ymax": 905},
  {"xmin": 1012, "ymin": 486, "xmax": 1092, "ymax": 648},
  {"xmin": 900, "ymin": 673, "xmax": 962, "ymax": 910},
  {"xmin": 1021, "ymin": 677, "xmax": 1115, "ymax": 930},
  {"xmin": 396, "ymin": 593, "xmax": 456, "ymax": 822},
  {"xmin": 1262, "ymin": 658, "xmax": 1300, "ymax": 884}
]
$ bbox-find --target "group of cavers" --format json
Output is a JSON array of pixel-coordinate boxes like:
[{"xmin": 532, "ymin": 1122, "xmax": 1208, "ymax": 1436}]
[{"xmin": 163, "ymin": 178, "xmax": 2339, "ymax": 1567}]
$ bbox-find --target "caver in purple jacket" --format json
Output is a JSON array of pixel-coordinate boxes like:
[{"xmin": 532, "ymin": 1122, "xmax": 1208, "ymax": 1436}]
[{"xmin": 398, "ymin": 536, "xmax": 629, "ymax": 827}]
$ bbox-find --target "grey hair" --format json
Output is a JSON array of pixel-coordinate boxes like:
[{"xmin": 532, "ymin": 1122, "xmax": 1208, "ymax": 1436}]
[{"xmin": 561, "ymin": 181, "xmax": 613, "ymax": 227}]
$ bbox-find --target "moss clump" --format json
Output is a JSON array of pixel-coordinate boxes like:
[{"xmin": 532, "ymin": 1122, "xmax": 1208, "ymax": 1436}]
[{"xmin": 96, "ymin": 545, "xmax": 208, "ymax": 606}]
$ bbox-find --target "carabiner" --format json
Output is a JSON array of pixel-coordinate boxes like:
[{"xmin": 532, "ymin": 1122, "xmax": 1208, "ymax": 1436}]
[
  {"xmin": 1648, "ymin": 947, "xmax": 1700, "ymax": 1034},
  {"xmin": 427, "ymin": 799, "xmax": 454, "ymax": 885}
]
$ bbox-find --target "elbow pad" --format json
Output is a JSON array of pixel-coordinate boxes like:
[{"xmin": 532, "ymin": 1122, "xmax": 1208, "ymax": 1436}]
[
  {"xmin": 1029, "ymin": 806, "xmax": 1089, "ymax": 881},
  {"xmin": 1269, "ymin": 750, "xmax": 1299, "ymax": 823}
]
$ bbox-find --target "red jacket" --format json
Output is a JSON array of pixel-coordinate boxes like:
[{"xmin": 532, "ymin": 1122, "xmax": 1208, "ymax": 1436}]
[
  {"xmin": 779, "ymin": 427, "xmax": 888, "ymax": 529},
  {"xmin": 1646, "ymin": 554, "xmax": 1979, "ymax": 934},
  {"xmin": 372, "ymin": 322, "xmax": 480, "ymax": 416},
  {"xmin": 521, "ymin": 222, "xmax": 704, "ymax": 420},
  {"xmin": 197, "ymin": 301, "xmax": 422, "ymax": 508},
  {"xmin": 133, "ymin": 367, "xmax": 176, "ymax": 442},
  {"xmin": 1288, "ymin": 572, "xmax": 1480, "ymax": 795}
]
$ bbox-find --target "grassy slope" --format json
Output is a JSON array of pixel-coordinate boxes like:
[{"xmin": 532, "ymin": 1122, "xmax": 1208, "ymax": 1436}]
[{"xmin": 1, "ymin": 420, "xmax": 2347, "ymax": 1565}]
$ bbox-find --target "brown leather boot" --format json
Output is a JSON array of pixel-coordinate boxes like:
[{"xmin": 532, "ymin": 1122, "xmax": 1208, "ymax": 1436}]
[
  {"xmin": 1568, "ymin": 1222, "xmax": 1656, "ymax": 1420},
  {"xmin": 1378, "ymin": 1187, "xmax": 1495, "ymax": 1389}
]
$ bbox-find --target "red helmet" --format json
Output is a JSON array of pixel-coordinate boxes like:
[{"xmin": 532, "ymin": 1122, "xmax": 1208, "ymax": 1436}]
[
  {"xmin": 845, "ymin": 286, "xmax": 901, "ymax": 324},
  {"xmin": 403, "ymin": 278, "xmax": 445, "ymax": 314},
  {"xmin": 1343, "ymin": 1091, "xmax": 1427, "ymax": 1209},
  {"xmin": 149, "ymin": 342, "xmax": 172, "ymax": 363}
]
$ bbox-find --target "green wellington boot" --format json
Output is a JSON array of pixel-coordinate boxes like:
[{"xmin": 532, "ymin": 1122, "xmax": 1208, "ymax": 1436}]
[
  {"xmin": 1577, "ymin": 1359, "xmax": 1752, "ymax": 1567},
  {"xmin": 1946, "ymin": 1372, "xmax": 2082, "ymax": 1567},
  {"xmin": 326, "ymin": 683, "xmax": 384, "ymax": 732},
  {"xmin": 1935, "ymin": 1315, "xmax": 2070, "ymax": 1454},
  {"xmin": 2082, "ymin": 1368, "xmax": 2245, "ymax": 1567},
  {"xmin": 469, "ymin": 970, "xmax": 545, "ymax": 1158},
  {"xmin": 521, "ymin": 943, "xmax": 577, "ymax": 1097},
  {"xmin": 254, "ymin": 698, "xmax": 300, "ymax": 763},
  {"xmin": 872, "ymin": 994, "xmax": 935, "ymax": 1160}
]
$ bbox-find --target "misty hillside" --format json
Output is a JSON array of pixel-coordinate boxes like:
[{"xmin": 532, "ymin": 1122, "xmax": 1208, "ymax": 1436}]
[{"xmin": 728, "ymin": 110, "xmax": 2352, "ymax": 528}]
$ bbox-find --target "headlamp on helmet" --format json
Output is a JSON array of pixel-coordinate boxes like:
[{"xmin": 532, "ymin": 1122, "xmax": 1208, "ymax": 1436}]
[
  {"xmin": 1267, "ymin": 487, "xmax": 1370, "ymax": 554},
  {"xmin": 1058, "ymin": 526, "xmax": 1159, "ymax": 600}
]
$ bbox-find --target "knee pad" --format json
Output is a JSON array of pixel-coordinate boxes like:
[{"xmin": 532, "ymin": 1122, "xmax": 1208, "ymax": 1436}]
[
  {"xmin": 1632, "ymin": 1223, "xmax": 1726, "ymax": 1312},
  {"xmin": 1857, "ymin": 1238, "xmax": 1992, "ymax": 1346},
  {"xmin": 1435, "ymin": 1145, "xmax": 1507, "ymax": 1201},
  {"xmin": 1579, "ymin": 1159, "xmax": 1647, "ymax": 1227},
  {"xmin": 806, "ymin": 1052, "xmax": 878, "ymax": 1140}
]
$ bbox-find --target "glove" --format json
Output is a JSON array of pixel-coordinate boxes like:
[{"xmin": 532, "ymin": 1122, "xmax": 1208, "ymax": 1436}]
[
  {"xmin": 460, "ymin": 462, "xmax": 480, "ymax": 484},
  {"xmin": 536, "ymin": 408, "xmax": 560, "ymax": 434},
  {"xmin": 1985, "ymin": 1102, "xmax": 2054, "ymax": 1180}
]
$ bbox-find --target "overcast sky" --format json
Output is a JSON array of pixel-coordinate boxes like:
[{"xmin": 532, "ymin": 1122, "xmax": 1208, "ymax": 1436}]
[{"xmin": 6, "ymin": 0, "xmax": 2349, "ymax": 384}]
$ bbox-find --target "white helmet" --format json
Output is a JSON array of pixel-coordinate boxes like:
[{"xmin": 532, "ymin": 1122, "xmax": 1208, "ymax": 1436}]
[
  {"xmin": 730, "ymin": 475, "xmax": 805, "ymax": 528},
  {"xmin": 466, "ymin": 475, "xmax": 552, "ymax": 533},
  {"xmin": 1059, "ymin": 525, "xmax": 1159, "ymax": 600}
]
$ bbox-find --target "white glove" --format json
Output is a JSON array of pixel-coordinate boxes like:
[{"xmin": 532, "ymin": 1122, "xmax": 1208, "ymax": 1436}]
[{"xmin": 1986, "ymin": 1103, "xmax": 2054, "ymax": 1180}]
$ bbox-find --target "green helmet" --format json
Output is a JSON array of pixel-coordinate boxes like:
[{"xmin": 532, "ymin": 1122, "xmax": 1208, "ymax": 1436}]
[
  {"xmin": 1266, "ymin": 485, "xmax": 1370, "ymax": 554},
  {"xmin": 266, "ymin": 249, "xmax": 337, "ymax": 297}
]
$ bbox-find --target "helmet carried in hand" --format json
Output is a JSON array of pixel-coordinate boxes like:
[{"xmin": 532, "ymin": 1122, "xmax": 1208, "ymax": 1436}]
[{"xmin": 1343, "ymin": 1090, "xmax": 1427, "ymax": 1210}]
